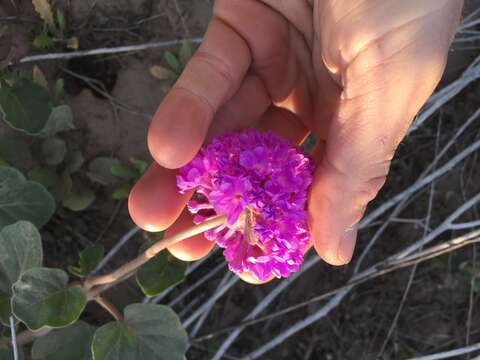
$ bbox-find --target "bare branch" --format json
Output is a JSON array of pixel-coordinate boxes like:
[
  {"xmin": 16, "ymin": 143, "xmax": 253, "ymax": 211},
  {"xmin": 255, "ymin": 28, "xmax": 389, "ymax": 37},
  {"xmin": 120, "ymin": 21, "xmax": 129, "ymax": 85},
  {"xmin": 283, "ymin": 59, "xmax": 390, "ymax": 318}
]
[
  {"xmin": 410, "ymin": 342, "xmax": 480, "ymax": 360},
  {"xmin": 14, "ymin": 38, "xmax": 203, "ymax": 65}
]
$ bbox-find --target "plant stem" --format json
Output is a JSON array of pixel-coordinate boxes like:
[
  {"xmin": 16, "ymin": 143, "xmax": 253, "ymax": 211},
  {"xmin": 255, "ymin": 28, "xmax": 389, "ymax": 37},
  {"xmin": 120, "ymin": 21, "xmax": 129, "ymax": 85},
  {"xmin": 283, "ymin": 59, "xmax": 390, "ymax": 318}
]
[
  {"xmin": 0, "ymin": 214, "xmax": 228, "ymax": 348},
  {"xmin": 1, "ymin": 327, "xmax": 51, "ymax": 348},
  {"xmin": 94, "ymin": 297, "xmax": 123, "ymax": 321},
  {"xmin": 84, "ymin": 214, "xmax": 228, "ymax": 295}
]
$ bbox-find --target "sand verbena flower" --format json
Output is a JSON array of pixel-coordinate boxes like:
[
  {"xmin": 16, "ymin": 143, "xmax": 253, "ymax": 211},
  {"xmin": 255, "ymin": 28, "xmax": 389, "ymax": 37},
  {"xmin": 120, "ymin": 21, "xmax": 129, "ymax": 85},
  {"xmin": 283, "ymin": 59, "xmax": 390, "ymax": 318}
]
[{"xmin": 177, "ymin": 130, "xmax": 313, "ymax": 281}]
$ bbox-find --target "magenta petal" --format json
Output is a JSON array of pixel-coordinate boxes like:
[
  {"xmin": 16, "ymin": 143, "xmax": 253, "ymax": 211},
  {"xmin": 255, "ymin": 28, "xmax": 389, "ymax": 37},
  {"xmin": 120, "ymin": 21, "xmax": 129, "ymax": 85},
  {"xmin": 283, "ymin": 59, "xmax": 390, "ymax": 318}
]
[{"xmin": 177, "ymin": 130, "xmax": 313, "ymax": 280}]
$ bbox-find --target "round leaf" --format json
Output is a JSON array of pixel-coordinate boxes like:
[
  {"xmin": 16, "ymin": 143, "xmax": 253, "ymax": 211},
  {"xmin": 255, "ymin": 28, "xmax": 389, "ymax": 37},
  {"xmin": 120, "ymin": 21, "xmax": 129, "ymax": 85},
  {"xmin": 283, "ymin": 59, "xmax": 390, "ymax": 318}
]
[
  {"xmin": 33, "ymin": 33, "xmax": 54, "ymax": 49},
  {"xmin": 28, "ymin": 166, "xmax": 59, "ymax": 189},
  {"xmin": 39, "ymin": 105, "xmax": 75, "ymax": 138},
  {"xmin": 0, "ymin": 345, "xmax": 25, "ymax": 360},
  {"xmin": 0, "ymin": 78, "xmax": 52, "ymax": 134},
  {"xmin": 111, "ymin": 183, "xmax": 132, "ymax": 200},
  {"xmin": 42, "ymin": 137, "xmax": 67, "ymax": 166},
  {"xmin": 32, "ymin": 321, "xmax": 94, "ymax": 360},
  {"xmin": 92, "ymin": 304, "xmax": 188, "ymax": 360},
  {"xmin": 0, "ymin": 167, "xmax": 55, "ymax": 228},
  {"xmin": 136, "ymin": 252, "xmax": 187, "ymax": 297},
  {"xmin": 69, "ymin": 244, "xmax": 104, "ymax": 278},
  {"xmin": 0, "ymin": 136, "xmax": 32, "ymax": 170},
  {"xmin": 149, "ymin": 65, "xmax": 177, "ymax": 81},
  {"xmin": 110, "ymin": 163, "xmax": 137, "ymax": 179},
  {"xmin": 12, "ymin": 267, "xmax": 87, "ymax": 330},
  {"xmin": 50, "ymin": 171, "xmax": 73, "ymax": 202},
  {"xmin": 62, "ymin": 184, "xmax": 95, "ymax": 211},
  {"xmin": 0, "ymin": 222, "xmax": 43, "ymax": 325},
  {"xmin": 65, "ymin": 150, "xmax": 85, "ymax": 174},
  {"xmin": 0, "ymin": 222, "xmax": 43, "ymax": 296},
  {"xmin": 87, "ymin": 157, "xmax": 120, "ymax": 186},
  {"xmin": 129, "ymin": 157, "xmax": 148, "ymax": 175}
]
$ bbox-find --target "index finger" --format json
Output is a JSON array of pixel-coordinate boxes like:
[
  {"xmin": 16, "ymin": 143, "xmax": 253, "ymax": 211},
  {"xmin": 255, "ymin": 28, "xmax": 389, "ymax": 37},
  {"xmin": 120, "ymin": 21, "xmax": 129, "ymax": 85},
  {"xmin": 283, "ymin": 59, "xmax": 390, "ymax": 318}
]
[{"xmin": 148, "ymin": 18, "xmax": 251, "ymax": 169}]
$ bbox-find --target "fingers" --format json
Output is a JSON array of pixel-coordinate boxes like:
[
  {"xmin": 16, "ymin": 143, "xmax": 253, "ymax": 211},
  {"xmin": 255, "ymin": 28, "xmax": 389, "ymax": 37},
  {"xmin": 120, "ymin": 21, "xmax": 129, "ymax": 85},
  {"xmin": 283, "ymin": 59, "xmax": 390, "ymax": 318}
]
[
  {"xmin": 148, "ymin": 18, "xmax": 251, "ymax": 169},
  {"xmin": 311, "ymin": 3, "xmax": 461, "ymax": 265},
  {"xmin": 215, "ymin": 0, "xmax": 296, "ymax": 102},
  {"xmin": 128, "ymin": 163, "xmax": 190, "ymax": 232},
  {"xmin": 257, "ymin": 106, "xmax": 309, "ymax": 145},
  {"xmin": 161, "ymin": 106, "xmax": 309, "ymax": 268},
  {"xmin": 166, "ymin": 210, "xmax": 215, "ymax": 261},
  {"xmin": 239, "ymin": 272, "xmax": 275, "ymax": 285},
  {"xmin": 129, "ymin": 73, "xmax": 271, "ymax": 234},
  {"xmin": 207, "ymin": 74, "xmax": 271, "ymax": 140}
]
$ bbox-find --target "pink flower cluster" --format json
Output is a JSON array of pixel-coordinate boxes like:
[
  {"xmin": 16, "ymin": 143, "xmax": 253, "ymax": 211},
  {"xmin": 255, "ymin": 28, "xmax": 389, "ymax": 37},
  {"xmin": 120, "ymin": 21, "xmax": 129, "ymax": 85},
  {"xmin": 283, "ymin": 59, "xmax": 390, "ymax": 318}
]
[{"xmin": 177, "ymin": 130, "xmax": 313, "ymax": 281}]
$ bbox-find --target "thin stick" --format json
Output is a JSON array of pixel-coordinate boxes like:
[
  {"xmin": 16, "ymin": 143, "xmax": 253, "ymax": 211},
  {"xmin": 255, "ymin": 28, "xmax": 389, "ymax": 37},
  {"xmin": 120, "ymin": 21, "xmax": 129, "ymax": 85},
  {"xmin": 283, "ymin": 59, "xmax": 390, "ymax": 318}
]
[
  {"xmin": 84, "ymin": 214, "xmax": 227, "ymax": 292},
  {"xmin": 410, "ymin": 342, "xmax": 480, "ymax": 360},
  {"xmin": 193, "ymin": 229, "xmax": 480, "ymax": 344},
  {"xmin": 14, "ymin": 38, "xmax": 203, "ymax": 65},
  {"xmin": 9, "ymin": 317, "xmax": 18, "ymax": 360},
  {"xmin": 91, "ymin": 226, "xmax": 141, "ymax": 275},
  {"xmin": 94, "ymin": 297, "xmax": 123, "ymax": 321}
]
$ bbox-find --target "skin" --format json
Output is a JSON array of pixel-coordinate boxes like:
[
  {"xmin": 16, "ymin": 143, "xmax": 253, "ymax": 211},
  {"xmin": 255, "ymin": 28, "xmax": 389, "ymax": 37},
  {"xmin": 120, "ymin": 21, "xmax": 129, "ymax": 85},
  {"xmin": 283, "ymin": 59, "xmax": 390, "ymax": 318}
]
[{"xmin": 128, "ymin": 0, "xmax": 464, "ymax": 283}]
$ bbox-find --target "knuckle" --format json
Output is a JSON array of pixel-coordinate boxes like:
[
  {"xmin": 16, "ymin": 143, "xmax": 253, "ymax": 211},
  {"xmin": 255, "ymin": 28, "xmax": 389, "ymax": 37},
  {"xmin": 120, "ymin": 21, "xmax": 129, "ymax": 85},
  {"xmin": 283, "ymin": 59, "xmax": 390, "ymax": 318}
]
[{"xmin": 193, "ymin": 49, "xmax": 236, "ymax": 92}]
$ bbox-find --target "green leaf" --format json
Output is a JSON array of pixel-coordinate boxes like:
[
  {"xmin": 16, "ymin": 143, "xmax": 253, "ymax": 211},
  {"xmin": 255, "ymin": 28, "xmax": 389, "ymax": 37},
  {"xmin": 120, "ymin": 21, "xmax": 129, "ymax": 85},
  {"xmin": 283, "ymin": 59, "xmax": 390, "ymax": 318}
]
[
  {"xmin": 12, "ymin": 267, "xmax": 87, "ymax": 330},
  {"xmin": 50, "ymin": 171, "xmax": 73, "ymax": 202},
  {"xmin": 0, "ymin": 166, "xmax": 56, "ymax": 228},
  {"xmin": 92, "ymin": 304, "xmax": 188, "ymax": 360},
  {"xmin": 110, "ymin": 163, "xmax": 138, "ymax": 179},
  {"xmin": 149, "ymin": 65, "xmax": 178, "ymax": 81},
  {"xmin": 0, "ymin": 78, "xmax": 52, "ymax": 135},
  {"xmin": 52, "ymin": 79, "xmax": 64, "ymax": 105},
  {"xmin": 32, "ymin": 321, "xmax": 94, "ymax": 360},
  {"xmin": 39, "ymin": 105, "xmax": 75, "ymax": 137},
  {"xmin": 65, "ymin": 150, "xmax": 85, "ymax": 174},
  {"xmin": 0, "ymin": 221, "xmax": 43, "ymax": 325},
  {"xmin": 0, "ymin": 346, "xmax": 25, "ymax": 360},
  {"xmin": 28, "ymin": 166, "xmax": 58, "ymax": 189},
  {"xmin": 136, "ymin": 251, "xmax": 187, "ymax": 297},
  {"xmin": 42, "ymin": 137, "xmax": 67, "ymax": 166},
  {"xmin": 0, "ymin": 136, "xmax": 32, "ymax": 170},
  {"xmin": 87, "ymin": 157, "xmax": 120, "ymax": 186},
  {"xmin": 32, "ymin": 0, "xmax": 55, "ymax": 28},
  {"xmin": 179, "ymin": 39, "xmax": 192, "ymax": 66},
  {"xmin": 62, "ymin": 184, "xmax": 95, "ymax": 211},
  {"xmin": 33, "ymin": 33, "xmax": 55, "ymax": 49},
  {"xmin": 0, "ymin": 294, "xmax": 10, "ymax": 325},
  {"xmin": 69, "ymin": 244, "xmax": 104, "ymax": 278},
  {"xmin": 56, "ymin": 9, "xmax": 66, "ymax": 35},
  {"xmin": 129, "ymin": 157, "xmax": 148, "ymax": 175},
  {"xmin": 67, "ymin": 37, "xmax": 79, "ymax": 50},
  {"xmin": 111, "ymin": 183, "xmax": 132, "ymax": 200},
  {"xmin": 164, "ymin": 51, "xmax": 181, "ymax": 74}
]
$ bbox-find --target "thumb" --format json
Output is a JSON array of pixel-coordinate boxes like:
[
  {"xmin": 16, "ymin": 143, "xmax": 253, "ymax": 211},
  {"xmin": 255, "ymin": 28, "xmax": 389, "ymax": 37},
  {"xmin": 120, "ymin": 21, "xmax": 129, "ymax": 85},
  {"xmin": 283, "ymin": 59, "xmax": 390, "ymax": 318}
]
[{"xmin": 310, "ymin": 3, "xmax": 461, "ymax": 265}]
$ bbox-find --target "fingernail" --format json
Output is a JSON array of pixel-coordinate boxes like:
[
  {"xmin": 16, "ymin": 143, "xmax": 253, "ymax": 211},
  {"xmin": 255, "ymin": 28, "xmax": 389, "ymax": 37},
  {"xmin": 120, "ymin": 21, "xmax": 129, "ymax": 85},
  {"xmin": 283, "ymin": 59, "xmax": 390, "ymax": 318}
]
[
  {"xmin": 338, "ymin": 225, "xmax": 358, "ymax": 264},
  {"xmin": 322, "ymin": 248, "xmax": 341, "ymax": 265}
]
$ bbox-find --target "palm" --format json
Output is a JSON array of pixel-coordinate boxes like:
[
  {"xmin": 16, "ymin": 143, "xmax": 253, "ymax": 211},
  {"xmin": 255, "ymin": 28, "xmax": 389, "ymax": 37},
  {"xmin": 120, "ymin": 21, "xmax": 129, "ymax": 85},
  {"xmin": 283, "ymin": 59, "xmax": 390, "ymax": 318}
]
[{"xmin": 129, "ymin": 0, "xmax": 462, "ymax": 280}]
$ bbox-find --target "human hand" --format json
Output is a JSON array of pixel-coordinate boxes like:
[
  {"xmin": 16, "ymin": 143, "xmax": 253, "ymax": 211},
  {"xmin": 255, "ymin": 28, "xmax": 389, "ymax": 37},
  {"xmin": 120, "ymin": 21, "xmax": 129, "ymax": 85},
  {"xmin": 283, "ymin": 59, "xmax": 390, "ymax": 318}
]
[{"xmin": 128, "ymin": 0, "xmax": 463, "ymax": 281}]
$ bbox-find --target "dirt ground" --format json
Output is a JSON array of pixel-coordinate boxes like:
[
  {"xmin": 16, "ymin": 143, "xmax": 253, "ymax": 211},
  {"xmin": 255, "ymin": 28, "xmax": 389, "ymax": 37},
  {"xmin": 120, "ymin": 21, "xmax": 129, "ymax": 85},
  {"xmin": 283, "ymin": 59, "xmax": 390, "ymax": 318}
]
[{"xmin": 1, "ymin": 1, "xmax": 480, "ymax": 359}]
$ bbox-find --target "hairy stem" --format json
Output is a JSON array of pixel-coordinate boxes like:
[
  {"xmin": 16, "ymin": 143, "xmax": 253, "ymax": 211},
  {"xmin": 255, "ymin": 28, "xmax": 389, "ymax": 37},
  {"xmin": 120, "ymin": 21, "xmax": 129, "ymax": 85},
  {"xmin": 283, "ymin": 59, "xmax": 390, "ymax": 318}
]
[
  {"xmin": 94, "ymin": 297, "xmax": 123, "ymax": 321},
  {"xmin": 1, "ymin": 214, "xmax": 228, "ymax": 348},
  {"xmin": 83, "ymin": 214, "xmax": 227, "ymax": 294},
  {"xmin": 1, "ymin": 327, "xmax": 51, "ymax": 348}
]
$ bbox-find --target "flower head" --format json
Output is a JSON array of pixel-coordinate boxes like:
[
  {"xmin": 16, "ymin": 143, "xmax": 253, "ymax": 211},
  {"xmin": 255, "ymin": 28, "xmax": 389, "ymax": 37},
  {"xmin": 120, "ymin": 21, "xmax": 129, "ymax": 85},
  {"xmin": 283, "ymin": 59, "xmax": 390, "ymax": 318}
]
[{"xmin": 177, "ymin": 130, "xmax": 313, "ymax": 281}]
